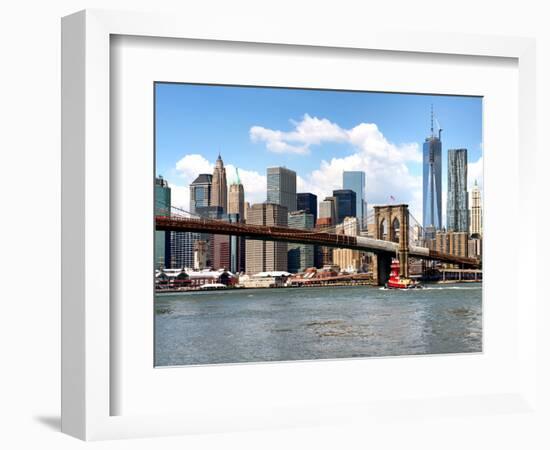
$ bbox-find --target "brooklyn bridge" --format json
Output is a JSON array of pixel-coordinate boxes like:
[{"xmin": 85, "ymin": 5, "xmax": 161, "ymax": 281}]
[{"xmin": 155, "ymin": 203, "xmax": 481, "ymax": 285}]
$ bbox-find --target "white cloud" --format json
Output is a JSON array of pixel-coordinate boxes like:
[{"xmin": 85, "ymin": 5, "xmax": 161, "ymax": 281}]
[
  {"xmin": 170, "ymin": 185, "xmax": 190, "ymax": 211},
  {"xmin": 250, "ymin": 114, "xmax": 348, "ymax": 154},
  {"xmin": 226, "ymin": 165, "xmax": 266, "ymax": 205},
  {"xmin": 169, "ymin": 154, "xmax": 215, "ymax": 210},
  {"xmin": 168, "ymin": 154, "xmax": 267, "ymax": 210},
  {"xmin": 468, "ymin": 156, "xmax": 483, "ymax": 191},
  {"xmin": 168, "ymin": 116, "xmax": 439, "ymax": 220},
  {"xmin": 175, "ymin": 154, "xmax": 214, "ymax": 180},
  {"xmin": 253, "ymin": 115, "xmax": 423, "ymax": 218}
]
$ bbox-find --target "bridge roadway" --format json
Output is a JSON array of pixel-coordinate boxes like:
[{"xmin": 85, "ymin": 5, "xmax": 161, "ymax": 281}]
[{"xmin": 156, "ymin": 216, "xmax": 481, "ymax": 268}]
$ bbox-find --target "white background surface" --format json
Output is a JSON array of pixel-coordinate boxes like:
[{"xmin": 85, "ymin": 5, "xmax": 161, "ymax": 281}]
[{"xmin": 0, "ymin": 1, "xmax": 548, "ymax": 449}]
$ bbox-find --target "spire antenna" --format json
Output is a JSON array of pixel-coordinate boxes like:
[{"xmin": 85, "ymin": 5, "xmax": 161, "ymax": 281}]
[
  {"xmin": 430, "ymin": 104, "xmax": 434, "ymax": 137},
  {"xmin": 236, "ymin": 167, "xmax": 241, "ymax": 185}
]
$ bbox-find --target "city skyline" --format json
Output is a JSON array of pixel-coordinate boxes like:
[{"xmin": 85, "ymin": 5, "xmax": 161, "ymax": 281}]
[{"xmin": 155, "ymin": 83, "xmax": 483, "ymax": 222}]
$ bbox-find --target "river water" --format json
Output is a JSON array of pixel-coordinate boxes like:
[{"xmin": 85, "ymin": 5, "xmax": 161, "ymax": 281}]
[{"xmin": 155, "ymin": 283, "xmax": 482, "ymax": 366}]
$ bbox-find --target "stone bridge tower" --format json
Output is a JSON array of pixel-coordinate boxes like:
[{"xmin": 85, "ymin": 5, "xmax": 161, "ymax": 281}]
[{"xmin": 372, "ymin": 204, "xmax": 409, "ymax": 284}]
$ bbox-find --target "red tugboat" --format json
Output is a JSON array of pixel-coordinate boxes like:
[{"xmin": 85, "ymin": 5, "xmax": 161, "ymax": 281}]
[{"xmin": 385, "ymin": 260, "xmax": 422, "ymax": 289}]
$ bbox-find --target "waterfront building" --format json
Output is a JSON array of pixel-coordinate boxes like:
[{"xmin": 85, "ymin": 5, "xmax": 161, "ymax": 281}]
[
  {"xmin": 287, "ymin": 210, "xmax": 315, "ymax": 273},
  {"xmin": 156, "ymin": 268, "xmax": 237, "ymax": 289},
  {"xmin": 296, "ymin": 193, "xmax": 318, "ymax": 223},
  {"xmin": 470, "ymin": 179, "xmax": 482, "ymax": 236},
  {"xmin": 447, "ymin": 148, "xmax": 469, "ymax": 232},
  {"xmin": 422, "ymin": 109, "xmax": 443, "ymax": 236},
  {"xmin": 155, "ymin": 176, "xmax": 172, "ymax": 269},
  {"xmin": 238, "ymin": 271, "xmax": 290, "ymax": 288},
  {"xmin": 333, "ymin": 217, "xmax": 363, "ymax": 272},
  {"xmin": 211, "ymin": 154, "xmax": 227, "ymax": 212},
  {"xmin": 245, "ymin": 203, "xmax": 288, "ymax": 274},
  {"xmin": 332, "ymin": 189, "xmax": 356, "ymax": 224},
  {"xmin": 267, "ymin": 166, "xmax": 297, "ymax": 212},
  {"xmin": 189, "ymin": 173, "xmax": 212, "ymax": 214},
  {"xmin": 343, "ymin": 171, "xmax": 366, "ymax": 229}
]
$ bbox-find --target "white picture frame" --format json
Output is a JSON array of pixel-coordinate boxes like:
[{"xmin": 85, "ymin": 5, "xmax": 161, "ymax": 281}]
[{"xmin": 61, "ymin": 9, "xmax": 538, "ymax": 441}]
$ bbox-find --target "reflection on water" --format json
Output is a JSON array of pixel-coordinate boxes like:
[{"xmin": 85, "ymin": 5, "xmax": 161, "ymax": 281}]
[{"xmin": 154, "ymin": 284, "xmax": 482, "ymax": 366}]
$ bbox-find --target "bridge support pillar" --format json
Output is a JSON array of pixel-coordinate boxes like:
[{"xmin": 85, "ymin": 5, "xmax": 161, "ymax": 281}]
[
  {"xmin": 398, "ymin": 249, "xmax": 409, "ymax": 278},
  {"xmin": 373, "ymin": 203, "xmax": 410, "ymax": 281},
  {"xmin": 372, "ymin": 253, "xmax": 392, "ymax": 286}
]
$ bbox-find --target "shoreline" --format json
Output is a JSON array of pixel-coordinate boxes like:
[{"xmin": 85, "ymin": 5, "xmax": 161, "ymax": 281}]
[{"xmin": 155, "ymin": 279, "xmax": 481, "ymax": 294}]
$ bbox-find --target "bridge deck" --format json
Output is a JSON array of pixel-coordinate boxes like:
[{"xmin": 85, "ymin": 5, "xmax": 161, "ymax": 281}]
[{"xmin": 156, "ymin": 216, "xmax": 481, "ymax": 268}]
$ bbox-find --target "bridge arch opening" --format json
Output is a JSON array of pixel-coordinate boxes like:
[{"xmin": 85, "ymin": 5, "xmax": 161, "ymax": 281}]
[
  {"xmin": 379, "ymin": 219, "xmax": 387, "ymax": 240},
  {"xmin": 391, "ymin": 217, "xmax": 400, "ymax": 243}
]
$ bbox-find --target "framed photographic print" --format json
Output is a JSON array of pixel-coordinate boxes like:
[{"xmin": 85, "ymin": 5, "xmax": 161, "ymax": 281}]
[
  {"xmin": 153, "ymin": 83, "xmax": 483, "ymax": 367},
  {"xmin": 62, "ymin": 9, "xmax": 538, "ymax": 441}
]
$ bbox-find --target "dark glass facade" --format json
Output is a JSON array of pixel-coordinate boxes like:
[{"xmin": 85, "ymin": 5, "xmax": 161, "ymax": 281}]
[
  {"xmin": 296, "ymin": 193, "xmax": 317, "ymax": 222},
  {"xmin": 332, "ymin": 189, "xmax": 356, "ymax": 224}
]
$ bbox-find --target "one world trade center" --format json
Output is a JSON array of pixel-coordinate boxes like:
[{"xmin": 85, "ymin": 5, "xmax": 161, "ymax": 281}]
[{"xmin": 422, "ymin": 108, "xmax": 442, "ymax": 238}]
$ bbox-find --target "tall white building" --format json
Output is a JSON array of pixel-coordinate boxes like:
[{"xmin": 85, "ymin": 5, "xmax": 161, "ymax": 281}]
[{"xmin": 469, "ymin": 180, "xmax": 482, "ymax": 236}]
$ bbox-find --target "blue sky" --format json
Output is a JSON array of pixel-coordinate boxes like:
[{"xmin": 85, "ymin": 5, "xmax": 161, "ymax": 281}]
[{"xmin": 155, "ymin": 82, "xmax": 482, "ymax": 220}]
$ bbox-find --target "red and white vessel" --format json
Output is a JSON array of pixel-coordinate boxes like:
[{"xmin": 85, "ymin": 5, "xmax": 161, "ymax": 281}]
[{"xmin": 385, "ymin": 261, "xmax": 422, "ymax": 289}]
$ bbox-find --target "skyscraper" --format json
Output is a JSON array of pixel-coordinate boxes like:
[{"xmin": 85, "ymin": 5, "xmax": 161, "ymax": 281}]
[
  {"xmin": 211, "ymin": 154, "xmax": 227, "ymax": 212},
  {"xmin": 189, "ymin": 174, "xmax": 212, "ymax": 214},
  {"xmin": 332, "ymin": 189, "xmax": 356, "ymax": 224},
  {"xmin": 245, "ymin": 203, "xmax": 288, "ymax": 274},
  {"xmin": 227, "ymin": 213, "xmax": 244, "ymax": 273},
  {"xmin": 422, "ymin": 109, "xmax": 442, "ymax": 236},
  {"xmin": 287, "ymin": 210, "xmax": 315, "ymax": 273},
  {"xmin": 196, "ymin": 205, "xmax": 224, "ymax": 268},
  {"xmin": 228, "ymin": 169, "xmax": 245, "ymax": 219},
  {"xmin": 228, "ymin": 169, "xmax": 246, "ymax": 272},
  {"xmin": 470, "ymin": 179, "xmax": 482, "ymax": 236},
  {"xmin": 447, "ymin": 148, "xmax": 469, "ymax": 232},
  {"xmin": 320, "ymin": 197, "xmax": 338, "ymax": 224},
  {"xmin": 296, "ymin": 193, "xmax": 318, "ymax": 223},
  {"xmin": 175, "ymin": 173, "xmax": 211, "ymax": 269},
  {"xmin": 343, "ymin": 171, "xmax": 366, "ymax": 229},
  {"xmin": 154, "ymin": 176, "xmax": 171, "ymax": 268},
  {"xmin": 267, "ymin": 167, "xmax": 297, "ymax": 212},
  {"xmin": 171, "ymin": 231, "xmax": 200, "ymax": 269}
]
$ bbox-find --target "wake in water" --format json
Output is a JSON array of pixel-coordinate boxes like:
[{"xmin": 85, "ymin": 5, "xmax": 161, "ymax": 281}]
[
  {"xmin": 379, "ymin": 284, "xmax": 481, "ymax": 291},
  {"xmin": 423, "ymin": 285, "xmax": 482, "ymax": 290}
]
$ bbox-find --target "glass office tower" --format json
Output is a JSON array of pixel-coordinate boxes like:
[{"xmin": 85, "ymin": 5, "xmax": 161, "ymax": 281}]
[
  {"xmin": 296, "ymin": 193, "xmax": 317, "ymax": 222},
  {"xmin": 343, "ymin": 171, "xmax": 366, "ymax": 229},
  {"xmin": 422, "ymin": 115, "xmax": 442, "ymax": 237},
  {"xmin": 267, "ymin": 167, "xmax": 297, "ymax": 212},
  {"xmin": 154, "ymin": 176, "xmax": 172, "ymax": 269},
  {"xmin": 189, "ymin": 173, "xmax": 212, "ymax": 214},
  {"xmin": 332, "ymin": 189, "xmax": 356, "ymax": 224}
]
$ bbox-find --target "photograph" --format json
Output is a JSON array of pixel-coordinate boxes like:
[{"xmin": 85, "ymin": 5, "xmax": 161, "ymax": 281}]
[{"xmin": 153, "ymin": 83, "xmax": 483, "ymax": 367}]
